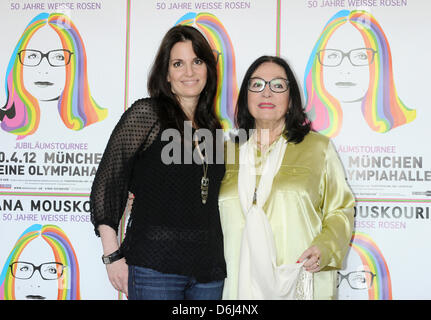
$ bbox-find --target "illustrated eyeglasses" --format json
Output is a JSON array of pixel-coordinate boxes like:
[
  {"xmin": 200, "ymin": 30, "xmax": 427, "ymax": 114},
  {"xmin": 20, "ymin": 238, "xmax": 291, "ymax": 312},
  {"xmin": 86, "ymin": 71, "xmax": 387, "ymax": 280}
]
[
  {"xmin": 212, "ymin": 49, "xmax": 221, "ymax": 64},
  {"xmin": 316, "ymin": 48, "xmax": 377, "ymax": 67},
  {"xmin": 9, "ymin": 261, "xmax": 65, "ymax": 280},
  {"xmin": 248, "ymin": 77, "xmax": 289, "ymax": 93},
  {"xmin": 337, "ymin": 270, "xmax": 376, "ymax": 290},
  {"xmin": 18, "ymin": 49, "xmax": 74, "ymax": 67}
]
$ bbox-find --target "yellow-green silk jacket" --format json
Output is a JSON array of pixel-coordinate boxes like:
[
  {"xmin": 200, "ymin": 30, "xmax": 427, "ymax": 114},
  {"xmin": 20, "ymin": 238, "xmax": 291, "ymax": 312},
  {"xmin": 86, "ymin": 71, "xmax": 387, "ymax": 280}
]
[{"xmin": 219, "ymin": 131, "xmax": 355, "ymax": 300}]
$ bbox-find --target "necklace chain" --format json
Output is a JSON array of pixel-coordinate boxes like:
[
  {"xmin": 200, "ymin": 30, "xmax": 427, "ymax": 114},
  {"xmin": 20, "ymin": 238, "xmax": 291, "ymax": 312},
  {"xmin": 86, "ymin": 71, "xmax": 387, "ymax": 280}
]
[{"xmin": 195, "ymin": 139, "xmax": 209, "ymax": 204}]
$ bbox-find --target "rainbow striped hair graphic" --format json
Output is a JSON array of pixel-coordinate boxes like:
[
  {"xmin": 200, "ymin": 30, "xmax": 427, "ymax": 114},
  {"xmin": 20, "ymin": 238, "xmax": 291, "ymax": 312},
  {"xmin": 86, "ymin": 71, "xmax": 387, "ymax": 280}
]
[
  {"xmin": 0, "ymin": 224, "xmax": 81, "ymax": 300},
  {"xmin": 1, "ymin": 12, "xmax": 107, "ymax": 138},
  {"xmin": 175, "ymin": 12, "xmax": 238, "ymax": 130},
  {"xmin": 349, "ymin": 232, "xmax": 392, "ymax": 300},
  {"xmin": 304, "ymin": 10, "xmax": 415, "ymax": 137}
]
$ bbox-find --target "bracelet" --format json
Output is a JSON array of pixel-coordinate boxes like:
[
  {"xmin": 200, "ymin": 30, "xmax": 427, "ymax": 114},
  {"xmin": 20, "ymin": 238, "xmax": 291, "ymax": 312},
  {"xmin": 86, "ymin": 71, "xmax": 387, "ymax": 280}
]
[{"xmin": 101, "ymin": 249, "xmax": 123, "ymax": 264}]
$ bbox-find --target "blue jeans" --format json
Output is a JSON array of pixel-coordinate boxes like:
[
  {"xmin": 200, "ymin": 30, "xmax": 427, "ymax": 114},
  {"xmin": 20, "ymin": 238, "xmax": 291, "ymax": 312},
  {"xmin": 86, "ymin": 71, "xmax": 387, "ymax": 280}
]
[{"xmin": 128, "ymin": 265, "xmax": 224, "ymax": 300}]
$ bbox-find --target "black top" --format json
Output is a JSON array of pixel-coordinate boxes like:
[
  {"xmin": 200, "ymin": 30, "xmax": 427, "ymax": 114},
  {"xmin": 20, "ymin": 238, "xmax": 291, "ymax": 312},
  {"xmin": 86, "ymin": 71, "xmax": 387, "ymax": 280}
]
[{"xmin": 90, "ymin": 98, "xmax": 226, "ymax": 282}]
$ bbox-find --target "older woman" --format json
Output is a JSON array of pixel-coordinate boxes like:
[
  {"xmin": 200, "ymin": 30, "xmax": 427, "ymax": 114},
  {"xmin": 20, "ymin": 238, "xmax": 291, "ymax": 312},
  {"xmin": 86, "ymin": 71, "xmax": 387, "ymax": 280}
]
[
  {"xmin": 90, "ymin": 25, "xmax": 226, "ymax": 300},
  {"xmin": 219, "ymin": 55, "xmax": 355, "ymax": 300}
]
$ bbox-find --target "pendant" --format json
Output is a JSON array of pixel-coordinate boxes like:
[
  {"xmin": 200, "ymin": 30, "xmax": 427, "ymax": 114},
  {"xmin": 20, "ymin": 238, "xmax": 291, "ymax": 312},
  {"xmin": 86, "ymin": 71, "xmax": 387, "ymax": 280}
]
[{"xmin": 201, "ymin": 177, "xmax": 209, "ymax": 204}]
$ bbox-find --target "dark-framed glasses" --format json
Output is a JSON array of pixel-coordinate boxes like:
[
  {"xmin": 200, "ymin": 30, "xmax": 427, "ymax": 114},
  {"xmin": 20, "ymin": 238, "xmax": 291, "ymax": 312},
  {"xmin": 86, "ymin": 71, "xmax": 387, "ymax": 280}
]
[
  {"xmin": 10, "ymin": 261, "xmax": 65, "ymax": 280},
  {"xmin": 248, "ymin": 77, "xmax": 289, "ymax": 93},
  {"xmin": 337, "ymin": 270, "xmax": 376, "ymax": 290},
  {"xmin": 18, "ymin": 49, "xmax": 73, "ymax": 67},
  {"xmin": 317, "ymin": 48, "xmax": 377, "ymax": 67}
]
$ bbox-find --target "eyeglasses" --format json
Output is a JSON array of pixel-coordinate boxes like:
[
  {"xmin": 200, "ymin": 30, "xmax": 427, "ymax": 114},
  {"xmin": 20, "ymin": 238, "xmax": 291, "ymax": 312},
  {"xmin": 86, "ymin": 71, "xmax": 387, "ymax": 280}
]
[
  {"xmin": 337, "ymin": 270, "xmax": 376, "ymax": 290},
  {"xmin": 316, "ymin": 48, "xmax": 377, "ymax": 67},
  {"xmin": 248, "ymin": 77, "xmax": 289, "ymax": 93},
  {"xmin": 18, "ymin": 49, "xmax": 73, "ymax": 67},
  {"xmin": 212, "ymin": 49, "xmax": 221, "ymax": 64},
  {"xmin": 10, "ymin": 261, "xmax": 65, "ymax": 280}
]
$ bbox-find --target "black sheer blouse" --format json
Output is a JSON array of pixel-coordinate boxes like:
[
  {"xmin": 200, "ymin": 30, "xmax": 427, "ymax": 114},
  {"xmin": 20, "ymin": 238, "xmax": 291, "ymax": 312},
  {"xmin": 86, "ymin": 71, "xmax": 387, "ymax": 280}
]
[{"xmin": 90, "ymin": 98, "xmax": 226, "ymax": 282}]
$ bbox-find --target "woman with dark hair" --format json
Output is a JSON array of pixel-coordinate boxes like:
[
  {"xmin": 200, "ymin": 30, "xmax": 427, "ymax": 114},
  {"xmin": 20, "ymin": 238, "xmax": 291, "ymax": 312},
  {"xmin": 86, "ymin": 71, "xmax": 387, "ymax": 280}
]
[
  {"xmin": 219, "ymin": 56, "xmax": 355, "ymax": 299},
  {"xmin": 90, "ymin": 25, "xmax": 226, "ymax": 300}
]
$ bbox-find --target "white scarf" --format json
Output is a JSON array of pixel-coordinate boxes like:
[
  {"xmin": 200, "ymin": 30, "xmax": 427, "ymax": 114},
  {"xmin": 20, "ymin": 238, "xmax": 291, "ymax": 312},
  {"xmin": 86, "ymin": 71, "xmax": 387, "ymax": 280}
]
[{"xmin": 237, "ymin": 133, "xmax": 313, "ymax": 300}]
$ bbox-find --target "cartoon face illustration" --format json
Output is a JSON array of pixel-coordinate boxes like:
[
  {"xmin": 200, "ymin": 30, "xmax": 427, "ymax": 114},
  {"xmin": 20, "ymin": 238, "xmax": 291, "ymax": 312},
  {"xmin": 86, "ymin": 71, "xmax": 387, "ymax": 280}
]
[
  {"xmin": 0, "ymin": 224, "xmax": 80, "ymax": 300},
  {"xmin": 22, "ymin": 25, "xmax": 66, "ymax": 102},
  {"xmin": 304, "ymin": 10, "xmax": 416, "ymax": 137},
  {"xmin": 1, "ymin": 12, "xmax": 107, "ymax": 137},
  {"xmin": 337, "ymin": 232, "xmax": 392, "ymax": 300},
  {"xmin": 320, "ymin": 23, "xmax": 371, "ymax": 103},
  {"xmin": 12, "ymin": 237, "xmax": 61, "ymax": 300}
]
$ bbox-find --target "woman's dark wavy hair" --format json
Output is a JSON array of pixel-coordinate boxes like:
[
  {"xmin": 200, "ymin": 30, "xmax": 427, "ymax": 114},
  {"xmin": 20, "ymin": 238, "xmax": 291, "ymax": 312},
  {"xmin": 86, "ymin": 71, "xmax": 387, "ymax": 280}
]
[
  {"xmin": 148, "ymin": 25, "xmax": 221, "ymax": 133},
  {"xmin": 235, "ymin": 55, "xmax": 311, "ymax": 144}
]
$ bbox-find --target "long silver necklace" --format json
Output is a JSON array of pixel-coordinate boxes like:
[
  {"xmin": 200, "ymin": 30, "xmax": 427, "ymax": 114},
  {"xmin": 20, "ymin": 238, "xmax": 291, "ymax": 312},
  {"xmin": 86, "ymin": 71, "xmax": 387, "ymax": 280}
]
[{"xmin": 195, "ymin": 139, "xmax": 209, "ymax": 204}]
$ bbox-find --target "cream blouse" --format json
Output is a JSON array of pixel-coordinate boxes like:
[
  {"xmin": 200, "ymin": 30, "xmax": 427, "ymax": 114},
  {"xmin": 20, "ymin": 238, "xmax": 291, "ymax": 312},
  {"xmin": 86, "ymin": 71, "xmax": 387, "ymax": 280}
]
[{"xmin": 219, "ymin": 131, "xmax": 355, "ymax": 299}]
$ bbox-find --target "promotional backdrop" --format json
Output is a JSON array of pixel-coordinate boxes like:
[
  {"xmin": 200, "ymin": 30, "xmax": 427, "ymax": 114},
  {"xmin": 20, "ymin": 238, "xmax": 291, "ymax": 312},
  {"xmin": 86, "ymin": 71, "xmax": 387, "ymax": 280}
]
[
  {"xmin": 283, "ymin": 0, "xmax": 430, "ymax": 299},
  {"xmin": 0, "ymin": 0, "xmax": 429, "ymax": 300}
]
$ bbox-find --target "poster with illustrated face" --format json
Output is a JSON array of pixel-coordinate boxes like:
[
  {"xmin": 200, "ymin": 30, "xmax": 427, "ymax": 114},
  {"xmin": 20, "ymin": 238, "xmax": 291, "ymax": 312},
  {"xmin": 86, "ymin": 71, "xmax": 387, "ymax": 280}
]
[
  {"xmin": 283, "ymin": 0, "xmax": 431, "ymax": 299},
  {"xmin": 128, "ymin": 0, "xmax": 280, "ymax": 131},
  {"xmin": 1, "ymin": 224, "xmax": 81, "ymax": 300},
  {"xmin": 0, "ymin": 2, "xmax": 127, "ymax": 194},
  {"xmin": 0, "ymin": 0, "xmax": 128, "ymax": 299}
]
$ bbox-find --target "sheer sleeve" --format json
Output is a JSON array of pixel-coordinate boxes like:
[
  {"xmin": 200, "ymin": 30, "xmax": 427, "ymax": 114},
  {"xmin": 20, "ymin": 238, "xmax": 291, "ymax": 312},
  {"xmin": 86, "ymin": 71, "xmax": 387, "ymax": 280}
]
[{"xmin": 90, "ymin": 98, "xmax": 160, "ymax": 236}]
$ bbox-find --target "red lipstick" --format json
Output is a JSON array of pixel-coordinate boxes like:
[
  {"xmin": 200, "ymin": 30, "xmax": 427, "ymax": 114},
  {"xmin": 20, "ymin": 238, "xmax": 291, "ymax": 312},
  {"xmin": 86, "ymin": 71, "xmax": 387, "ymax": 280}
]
[{"xmin": 258, "ymin": 103, "xmax": 275, "ymax": 109}]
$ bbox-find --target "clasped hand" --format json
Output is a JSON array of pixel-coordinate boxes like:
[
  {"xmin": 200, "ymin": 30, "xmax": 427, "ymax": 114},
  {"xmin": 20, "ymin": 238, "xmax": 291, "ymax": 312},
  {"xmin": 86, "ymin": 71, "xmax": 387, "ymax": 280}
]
[{"xmin": 297, "ymin": 245, "xmax": 322, "ymax": 273}]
